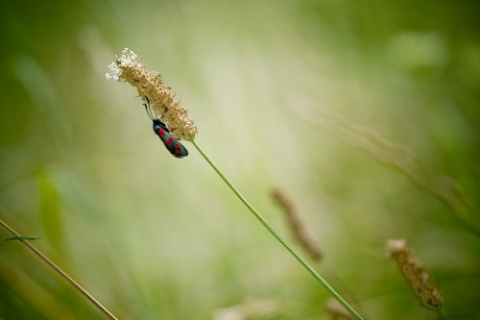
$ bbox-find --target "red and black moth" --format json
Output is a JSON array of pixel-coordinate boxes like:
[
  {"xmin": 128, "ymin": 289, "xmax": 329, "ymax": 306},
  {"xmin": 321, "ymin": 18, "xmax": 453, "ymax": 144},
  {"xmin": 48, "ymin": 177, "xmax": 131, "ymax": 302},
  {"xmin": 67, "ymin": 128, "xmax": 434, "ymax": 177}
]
[{"xmin": 143, "ymin": 96, "xmax": 189, "ymax": 158}]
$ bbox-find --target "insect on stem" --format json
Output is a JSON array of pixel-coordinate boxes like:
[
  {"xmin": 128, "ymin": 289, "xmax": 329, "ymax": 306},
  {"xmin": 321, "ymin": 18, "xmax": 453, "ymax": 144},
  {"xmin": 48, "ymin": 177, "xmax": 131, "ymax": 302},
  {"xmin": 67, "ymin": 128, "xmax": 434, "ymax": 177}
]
[{"xmin": 142, "ymin": 96, "xmax": 189, "ymax": 158}]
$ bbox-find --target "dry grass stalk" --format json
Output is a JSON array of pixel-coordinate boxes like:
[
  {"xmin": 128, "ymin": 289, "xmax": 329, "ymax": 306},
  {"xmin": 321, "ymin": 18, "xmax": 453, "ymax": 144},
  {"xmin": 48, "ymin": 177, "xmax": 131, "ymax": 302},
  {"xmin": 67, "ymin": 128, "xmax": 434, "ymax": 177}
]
[
  {"xmin": 295, "ymin": 98, "xmax": 478, "ymax": 234},
  {"xmin": 387, "ymin": 239, "xmax": 443, "ymax": 310},
  {"xmin": 271, "ymin": 187, "xmax": 322, "ymax": 260},
  {"xmin": 0, "ymin": 218, "xmax": 118, "ymax": 320}
]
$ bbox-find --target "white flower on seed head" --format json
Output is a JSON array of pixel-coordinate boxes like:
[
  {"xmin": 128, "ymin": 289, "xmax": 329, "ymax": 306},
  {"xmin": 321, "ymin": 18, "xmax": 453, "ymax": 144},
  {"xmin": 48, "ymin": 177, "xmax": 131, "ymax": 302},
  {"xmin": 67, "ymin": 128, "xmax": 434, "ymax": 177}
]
[
  {"xmin": 120, "ymin": 48, "xmax": 140, "ymax": 65},
  {"xmin": 105, "ymin": 61, "xmax": 121, "ymax": 80},
  {"xmin": 105, "ymin": 48, "xmax": 141, "ymax": 81}
]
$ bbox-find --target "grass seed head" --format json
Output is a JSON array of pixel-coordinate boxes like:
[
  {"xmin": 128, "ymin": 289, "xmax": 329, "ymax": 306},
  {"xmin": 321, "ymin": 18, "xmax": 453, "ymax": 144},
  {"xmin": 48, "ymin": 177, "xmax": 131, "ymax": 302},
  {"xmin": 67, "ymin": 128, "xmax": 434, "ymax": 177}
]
[{"xmin": 106, "ymin": 48, "xmax": 197, "ymax": 140}]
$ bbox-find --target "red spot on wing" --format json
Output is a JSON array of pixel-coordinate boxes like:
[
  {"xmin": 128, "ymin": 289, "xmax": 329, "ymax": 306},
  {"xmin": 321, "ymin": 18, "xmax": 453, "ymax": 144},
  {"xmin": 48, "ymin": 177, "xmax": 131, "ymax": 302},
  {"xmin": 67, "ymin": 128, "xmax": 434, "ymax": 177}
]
[
  {"xmin": 174, "ymin": 144, "xmax": 181, "ymax": 154},
  {"xmin": 165, "ymin": 137, "xmax": 174, "ymax": 146},
  {"xmin": 158, "ymin": 128, "xmax": 166, "ymax": 138}
]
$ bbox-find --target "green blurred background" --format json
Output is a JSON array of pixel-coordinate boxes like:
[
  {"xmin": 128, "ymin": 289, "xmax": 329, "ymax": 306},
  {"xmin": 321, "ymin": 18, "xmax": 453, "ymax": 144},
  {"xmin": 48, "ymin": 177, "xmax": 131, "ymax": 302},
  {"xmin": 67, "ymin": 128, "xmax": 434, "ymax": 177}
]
[{"xmin": 1, "ymin": 0, "xmax": 480, "ymax": 319}]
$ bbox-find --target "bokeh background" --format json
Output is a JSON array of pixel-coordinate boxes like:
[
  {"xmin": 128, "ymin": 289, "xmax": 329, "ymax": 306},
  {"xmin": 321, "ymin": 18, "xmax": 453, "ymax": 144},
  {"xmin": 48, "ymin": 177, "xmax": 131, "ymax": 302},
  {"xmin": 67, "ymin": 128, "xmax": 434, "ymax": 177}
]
[{"xmin": 1, "ymin": 0, "xmax": 480, "ymax": 319}]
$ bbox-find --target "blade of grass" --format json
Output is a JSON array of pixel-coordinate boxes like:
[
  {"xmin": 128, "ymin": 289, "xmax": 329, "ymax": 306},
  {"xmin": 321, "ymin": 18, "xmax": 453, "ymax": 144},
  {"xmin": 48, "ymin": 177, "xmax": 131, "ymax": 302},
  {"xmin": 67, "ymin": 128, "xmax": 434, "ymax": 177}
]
[
  {"xmin": 0, "ymin": 218, "xmax": 118, "ymax": 320},
  {"xmin": 190, "ymin": 137, "xmax": 363, "ymax": 320}
]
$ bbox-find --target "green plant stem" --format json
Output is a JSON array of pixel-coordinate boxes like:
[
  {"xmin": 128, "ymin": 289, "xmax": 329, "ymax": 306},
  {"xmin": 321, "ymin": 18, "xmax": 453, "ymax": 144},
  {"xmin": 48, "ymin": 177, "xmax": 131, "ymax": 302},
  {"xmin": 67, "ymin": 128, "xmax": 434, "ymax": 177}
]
[
  {"xmin": 190, "ymin": 138, "xmax": 363, "ymax": 320},
  {"xmin": 0, "ymin": 218, "xmax": 118, "ymax": 320},
  {"xmin": 438, "ymin": 306, "xmax": 449, "ymax": 319}
]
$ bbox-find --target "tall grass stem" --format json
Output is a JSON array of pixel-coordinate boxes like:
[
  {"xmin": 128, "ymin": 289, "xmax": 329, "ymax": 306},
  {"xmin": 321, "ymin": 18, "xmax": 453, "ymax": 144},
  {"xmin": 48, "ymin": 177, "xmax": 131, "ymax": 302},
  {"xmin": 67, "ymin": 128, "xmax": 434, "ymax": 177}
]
[
  {"xmin": 190, "ymin": 138, "xmax": 363, "ymax": 320},
  {"xmin": 0, "ymin": 218, "xmax": 118, "ymax": 320}
]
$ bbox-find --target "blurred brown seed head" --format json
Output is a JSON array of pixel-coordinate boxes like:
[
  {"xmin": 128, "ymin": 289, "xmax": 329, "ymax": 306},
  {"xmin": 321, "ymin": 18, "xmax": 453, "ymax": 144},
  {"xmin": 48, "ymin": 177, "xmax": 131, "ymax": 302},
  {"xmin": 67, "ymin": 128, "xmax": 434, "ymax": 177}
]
[
  {"xmin": 387, "ymin": 239, "xmax": 443, "ymax": 310},
  {"xmin": 271, "ymin": 187, "xmax": 322, "ymax": 260}
]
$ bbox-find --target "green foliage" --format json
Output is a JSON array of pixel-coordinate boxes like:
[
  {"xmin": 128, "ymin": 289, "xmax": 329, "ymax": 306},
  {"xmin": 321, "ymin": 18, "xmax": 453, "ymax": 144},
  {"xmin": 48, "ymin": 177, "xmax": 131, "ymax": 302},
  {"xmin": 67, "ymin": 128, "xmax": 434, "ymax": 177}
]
[{"xmin": 1, "ymin": 0, "xmax": 479, "ymax": 319}]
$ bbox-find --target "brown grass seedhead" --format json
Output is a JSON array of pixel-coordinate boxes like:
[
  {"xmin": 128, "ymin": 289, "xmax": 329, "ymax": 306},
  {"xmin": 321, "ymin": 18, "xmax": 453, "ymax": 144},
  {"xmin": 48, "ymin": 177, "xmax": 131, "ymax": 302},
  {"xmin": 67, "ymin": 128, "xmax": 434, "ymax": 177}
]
[
  {"xmin": 106, "ymin": 48, "xmax": 197, "ymax": 141},
  {"xmin": 271, "ymin": 187, "xmax": 322, "ymax": 260},
  {"xmin": 387, "ymin": 239, "xmax": 443, "ymax": 310}
]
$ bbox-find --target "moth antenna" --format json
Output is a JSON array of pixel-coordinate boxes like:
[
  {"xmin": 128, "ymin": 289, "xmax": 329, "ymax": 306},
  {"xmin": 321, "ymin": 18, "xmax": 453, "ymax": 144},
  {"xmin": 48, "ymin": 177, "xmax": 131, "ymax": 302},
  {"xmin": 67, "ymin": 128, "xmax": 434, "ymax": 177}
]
[{"xmin": 143, "ymin": 96, "xmax": 155, "ymax": 120}]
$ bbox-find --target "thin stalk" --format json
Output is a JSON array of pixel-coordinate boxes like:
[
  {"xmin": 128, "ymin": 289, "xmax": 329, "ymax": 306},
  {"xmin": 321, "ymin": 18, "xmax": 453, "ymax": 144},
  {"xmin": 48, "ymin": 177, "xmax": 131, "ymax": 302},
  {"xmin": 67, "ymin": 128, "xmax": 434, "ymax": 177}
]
[
  {"xmin": 438, "ymin": 306, "xmax": 449, "ymax": 319},
  {"xmin": 190, "ymin": 138, "xmax": 363, "ymax": 320},
  {"xmin": 0, "ymin": 219, "xmax": 118, "ymax": 320}
]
